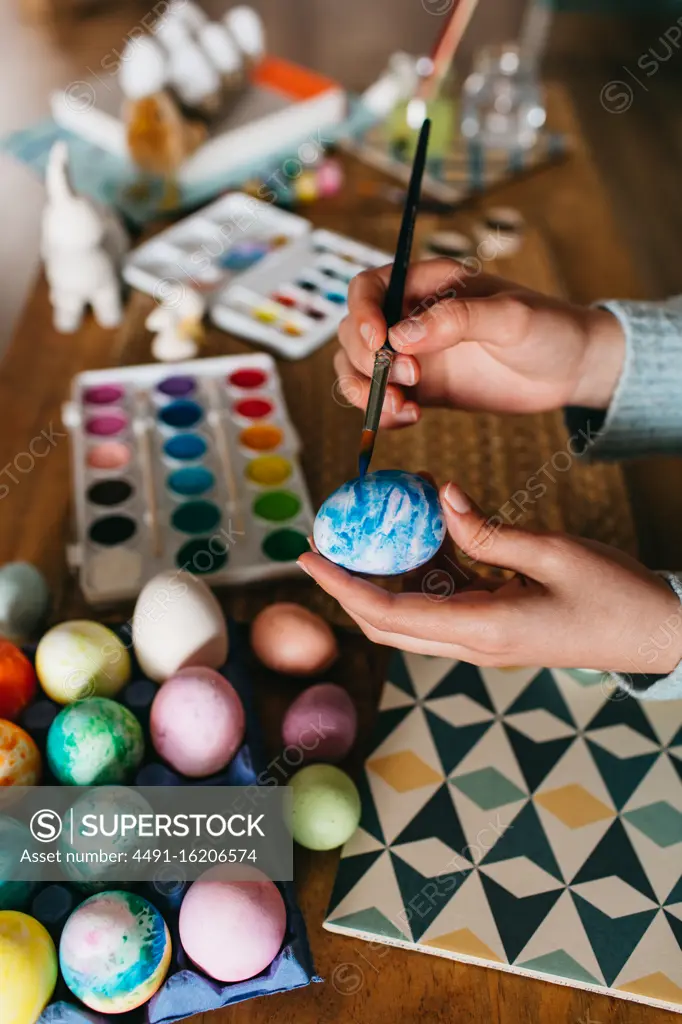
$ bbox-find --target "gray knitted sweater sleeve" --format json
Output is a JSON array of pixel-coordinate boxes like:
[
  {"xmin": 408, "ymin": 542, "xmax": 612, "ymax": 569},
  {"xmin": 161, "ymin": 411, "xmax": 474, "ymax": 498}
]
[{"xmin": 564, "ymin": 298, "xmax": 682, "ymax": 700}]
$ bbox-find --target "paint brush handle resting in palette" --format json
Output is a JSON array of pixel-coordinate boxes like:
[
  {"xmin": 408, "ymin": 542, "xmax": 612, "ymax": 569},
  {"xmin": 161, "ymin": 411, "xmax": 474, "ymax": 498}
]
[{"xmin": 306, "ymin": 259, "xmax": 682, "ymax": 693}]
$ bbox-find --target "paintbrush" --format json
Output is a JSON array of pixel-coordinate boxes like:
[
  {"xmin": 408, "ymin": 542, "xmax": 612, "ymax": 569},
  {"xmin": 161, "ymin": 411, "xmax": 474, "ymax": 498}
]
[
  {"xmin": 358, "ymin": 117, "xmax": 431, "ymax": 479},
  {"xmin": 406, "ymin": 0, "xmax": 481, "ymax": 129}
]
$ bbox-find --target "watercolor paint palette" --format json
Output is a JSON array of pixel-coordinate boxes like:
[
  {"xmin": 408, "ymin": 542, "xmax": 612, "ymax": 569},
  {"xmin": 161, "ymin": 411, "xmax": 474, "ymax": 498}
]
[
  {"xmin": 211, "ymin": 228, "xmax": 390, "ymax": 359},
  {"xmin": 123, "ymin": 193, "xmax": 390, "ymax": 359},
  {"xmin": 62, "ymin": 354, "xmax": 314, "ymax": 604},
  {"xmin": 123, "ymin": 192, "xmax": 310, "ymax": 300}
]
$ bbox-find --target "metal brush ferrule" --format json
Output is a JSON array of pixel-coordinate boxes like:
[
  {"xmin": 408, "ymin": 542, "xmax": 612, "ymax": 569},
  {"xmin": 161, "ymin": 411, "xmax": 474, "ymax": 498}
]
[{"xmin": 362, "ymin": 348, "xmax": 394, "ymax": 432}]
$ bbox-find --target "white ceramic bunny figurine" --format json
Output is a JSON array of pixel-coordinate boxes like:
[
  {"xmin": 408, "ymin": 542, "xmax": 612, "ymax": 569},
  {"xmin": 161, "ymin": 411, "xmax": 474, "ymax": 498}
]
[
  {"xmin": 146, "ymin": 288, "xmax": 206, "ymax": 362},
  {"xmin": 41, "ymin": 141, "xmax": 129, "ymax": 334}
]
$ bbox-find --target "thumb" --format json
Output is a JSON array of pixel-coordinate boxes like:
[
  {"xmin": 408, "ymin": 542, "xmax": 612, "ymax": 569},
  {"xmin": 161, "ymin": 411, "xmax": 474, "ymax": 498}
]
[
  {"xmin": 390, "ymin": 293, "xmax": 527, "ymax": 355},
  {"xmin": 440, "ymin": 482, "xmax": 548, "ymax": 579}
]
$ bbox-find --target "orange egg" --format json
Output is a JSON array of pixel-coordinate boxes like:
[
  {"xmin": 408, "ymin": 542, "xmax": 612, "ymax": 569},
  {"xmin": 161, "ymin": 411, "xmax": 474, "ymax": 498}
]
[
  {"xmin": 250, "ymin": 603, "xmax": 338, "ymax": 677},
  {"xmin": 0, "ymin": 720, "xmax": 41, "ymax": 786},
  {"xmin": 0, "ymin": 642, "xmax": 37, "ymax": 721}
]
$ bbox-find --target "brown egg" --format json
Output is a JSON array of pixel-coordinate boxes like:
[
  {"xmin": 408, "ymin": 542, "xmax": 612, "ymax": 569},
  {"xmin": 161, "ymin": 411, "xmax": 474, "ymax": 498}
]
[{"xmin": 250, "ymin": 603, "xmax": 338, "ymax": 676}]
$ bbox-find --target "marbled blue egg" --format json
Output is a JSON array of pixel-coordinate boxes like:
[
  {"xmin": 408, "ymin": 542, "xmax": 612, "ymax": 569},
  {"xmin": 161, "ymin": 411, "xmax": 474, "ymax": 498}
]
[{"xmin": 313, "ymin": 470, "xmax": 446, "ymax": 575}]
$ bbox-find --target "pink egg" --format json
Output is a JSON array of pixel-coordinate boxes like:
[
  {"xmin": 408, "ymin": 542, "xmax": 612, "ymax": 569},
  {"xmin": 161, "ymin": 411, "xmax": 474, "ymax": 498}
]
[
  {"xmin": 282, "ymin": 683, "xmax": 357, "ymax": 763},
  {"xmin": 178, "ymin": 867, "xmax": 286, "ymax": 982},
  {"xmin": 150, "ymin": 668, "xmax": 245, "ymax": 777}
]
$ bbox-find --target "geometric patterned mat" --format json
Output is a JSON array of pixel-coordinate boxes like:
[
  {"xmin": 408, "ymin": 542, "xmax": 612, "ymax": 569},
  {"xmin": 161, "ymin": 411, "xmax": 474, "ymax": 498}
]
[{"xmin": 325, "ymin": 653, "xmax": 682, "ymax": 1013}]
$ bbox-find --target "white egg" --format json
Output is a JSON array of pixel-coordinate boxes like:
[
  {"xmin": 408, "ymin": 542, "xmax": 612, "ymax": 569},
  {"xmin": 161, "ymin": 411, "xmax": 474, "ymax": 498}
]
[
  {"xmin": 199, "ymin": 23, "xmax": 243, "ymax": 76},
  {"xmin": 224, "ymin": 6, "xmax": 265, "ymax": 61},
  {"xmin": 118, "ymin": 36, "xmax": 168, "ymax": 100},
  {"xmin": 132, "ymin": 571, "xmax": 228, "ymax": 683}
]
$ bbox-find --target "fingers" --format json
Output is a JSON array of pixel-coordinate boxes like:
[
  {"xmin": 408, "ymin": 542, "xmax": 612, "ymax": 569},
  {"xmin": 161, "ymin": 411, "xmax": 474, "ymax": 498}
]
[
  {"xmin": 389, "ymin": 293, "xmax": 531, "ymax": 355},
  {"xmin": 345, "ymin": 262, "xmax": 392, "ymax": 353},
  {"xmin": 337, "ymin": 317, "xmax": 420, "ymax": 388},
  {"xmin": 340, "ymin": 604, "xmax": 477, "ymax": 659},
  {"xmin": 296, "ymin": 552, "xmax": 512, "ymax": 653},
  {"xmin": 345, "ymin": 259, "xmax": 519, "ymax": 356},
  {"xmin": 402, "ymin": 470, "xmax": 477, "ymax": 595},
  {"xmin": 332, "ymin": 349, "xmax": 420, "ymax": 428},
  {"xmin": 440, "ymin": 482, "xmax": 566, "ymax": 582}
]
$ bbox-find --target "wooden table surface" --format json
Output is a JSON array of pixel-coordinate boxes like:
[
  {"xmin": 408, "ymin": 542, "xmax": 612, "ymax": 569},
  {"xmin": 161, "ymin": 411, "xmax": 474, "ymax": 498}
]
[{"xmin": 0, "ymin": 83, "xmax": 678, "ymax": 1023}]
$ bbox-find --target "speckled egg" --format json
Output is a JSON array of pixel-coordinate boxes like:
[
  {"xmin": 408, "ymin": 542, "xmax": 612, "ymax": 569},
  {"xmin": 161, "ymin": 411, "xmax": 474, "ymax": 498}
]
[
  {"xmin": 150, "ymin": 667, "xmax": 245, "ymax": 778},
  {"xmin": 132, "ymin": 571, "xmax": 228, "ymax": 683},
  {"xmin": 36, "ymin": 621, "xmax": 131, "ymax": 704},
  {"xmin": 282, "ymin": 683, "xmax": 357, "ymax": 763},
  {"xmin": 59, "ymin": 891, "xmax": 171, "ymax": 1013},
  {"xmin": 0, "ymin": 642, "xmax": 37, "ymax": 721},
  {"xmin": 179, "ymin": 867, "xmax": 286, "ymax": 982},
  {"xmin": 0, "ymin": 911, "xmax": 58, "ymax": 1024},
  {"xmin": 288, "ymin": 764, "xmax": 361, "ymax": 851},
  {"xmin": 0, "ymin": 817, "xmax": 37, "ymax": 910},
  {"xmin": 251, "ymin": 603, "xmax": 338, "ymax": 676},
  {"xmin": 47, "ymin": 698, "xmax": 144, "ymax": 785},
  {"xmin": 0, "ymin": 720, "xmax": 41, "ymax": 786},
  {"xmin": 0, "ymin": 562, "xmax": 49, "ymax": 644},
  {"xmin": 314, "ymin": 469, "xmax": 446, "ymax": 575}
]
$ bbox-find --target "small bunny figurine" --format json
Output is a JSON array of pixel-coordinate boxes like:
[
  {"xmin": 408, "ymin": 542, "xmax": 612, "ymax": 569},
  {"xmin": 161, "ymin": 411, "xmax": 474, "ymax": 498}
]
[
  {"xmin": 41, "ymin": 141, "xmax": 129, "ymax": 334},
  {"xmin": 146, "ymin": 288, "xmax": 206, "ymax": 362}
]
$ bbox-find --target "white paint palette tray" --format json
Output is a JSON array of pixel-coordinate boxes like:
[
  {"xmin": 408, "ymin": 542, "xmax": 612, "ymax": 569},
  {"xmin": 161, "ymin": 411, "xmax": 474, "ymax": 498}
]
[
  {"xmin": 62, "ymin": 354, "xmax": 315, "ymax": 604},
  {"xmin": 211, "ymin": 228, "xmax": 390, "ymax": 358},
  {"xmin": 123, "ymin": 193, "xmax": 389, "ymax": 359}
]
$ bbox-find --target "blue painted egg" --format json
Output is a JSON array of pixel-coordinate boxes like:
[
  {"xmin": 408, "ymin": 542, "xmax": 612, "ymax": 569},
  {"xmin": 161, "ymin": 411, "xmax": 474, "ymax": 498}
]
[
  {"xmin": 59, "ymin": 891, "xmax": 171, "ymax": 1013},
  {"xmin": 313, "ymin": 470, "xmax": 446, "ymax": 575}
]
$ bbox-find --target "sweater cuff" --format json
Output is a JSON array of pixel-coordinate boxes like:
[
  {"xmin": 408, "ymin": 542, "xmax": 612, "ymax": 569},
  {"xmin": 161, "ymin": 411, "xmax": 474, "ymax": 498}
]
[
  {"xmin": 564, "ymin": 299, "xmax": 682, "ymax": 460},
  {"xmin": 610, "ymin": 573, "xmax": 682, "ymax": 700}
]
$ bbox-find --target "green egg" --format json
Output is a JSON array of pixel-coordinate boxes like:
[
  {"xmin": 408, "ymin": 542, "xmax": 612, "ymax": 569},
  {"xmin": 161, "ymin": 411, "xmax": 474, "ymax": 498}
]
[
  {"xmin": 47, "ymin": 698, "xmax": 144, "ymax": 786},
  {"xmin": 0, "ymin": 818, "xmax": 37, "ymax": 910},
  {"xmin": 288, "ymin": 764, "xmax": 361, "ymax": 851}
]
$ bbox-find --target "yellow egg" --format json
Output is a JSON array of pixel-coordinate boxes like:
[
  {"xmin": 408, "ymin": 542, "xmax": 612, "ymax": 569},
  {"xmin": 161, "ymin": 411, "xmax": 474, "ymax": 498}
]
[
  {"xmin": 132, "ymin": 571, "xmax": 228, "ymax": 683},
  {"xmin": 0, "ymin": 911, "xmax": 57, "ymax": 1024},
  {"xmin": 35, "ymin": 621, "xmax": 131, "ymax": 704}
]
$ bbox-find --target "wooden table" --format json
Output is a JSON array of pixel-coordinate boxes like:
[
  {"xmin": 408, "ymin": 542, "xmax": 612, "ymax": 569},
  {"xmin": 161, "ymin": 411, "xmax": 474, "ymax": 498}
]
[{"xmin": 0, "ymin": 83, "xmax": 676, "ymax": 1023}]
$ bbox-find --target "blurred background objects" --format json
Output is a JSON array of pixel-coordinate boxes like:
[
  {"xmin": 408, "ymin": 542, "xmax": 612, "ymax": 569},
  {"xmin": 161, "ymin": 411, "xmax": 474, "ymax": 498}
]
[{"xmin": 2, "ymin": 0, "xmax": 682, "ymax": 353}]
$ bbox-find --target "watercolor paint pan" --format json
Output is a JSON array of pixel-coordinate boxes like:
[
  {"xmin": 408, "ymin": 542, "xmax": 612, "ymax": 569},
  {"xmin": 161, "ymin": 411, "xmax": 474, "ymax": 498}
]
[
  {"xmin": 123, "ymin": 193, "xmax": 309, "ymax": 299},
  {"xmin": 211, "ymin": 228, "xmax": 390, "ymax": 359},
  {"xmin": 63, "ymin": 354, "xmax": 315, "ymax": 604}
]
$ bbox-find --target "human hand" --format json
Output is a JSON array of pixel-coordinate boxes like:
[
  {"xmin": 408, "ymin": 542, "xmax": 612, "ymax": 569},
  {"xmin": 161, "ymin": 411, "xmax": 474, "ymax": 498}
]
[
  {"xmin": 335, "ymin": 259, "xmax": 625, "ymax": 426},
  {"xmin": 298, "ymin": 482, "xmax": 682, "ymax": 675}
]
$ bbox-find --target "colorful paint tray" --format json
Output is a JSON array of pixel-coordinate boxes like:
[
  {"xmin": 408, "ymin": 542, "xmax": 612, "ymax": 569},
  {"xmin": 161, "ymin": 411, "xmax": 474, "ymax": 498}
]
[
  {"xmin": 123, "ymin": 192, "xmax": 309, "ymax": 300},
  {"xmin": 62, "ymin": 354, "xmax": 315, "ymax": 604},
  {"xmin": 211, "ymin": 228, "xmax": 390, "ymax": 359},
  {"xmin": 16, "ymin": 621, "xmax": 316, "ymax": 1024},
  {"xmin": 326, "ymin": 652, "xmax": 682, "ymax": 1014},
  {"xmin": 123, "ymin": 193, "xmax": 390, "ymax": 360}
]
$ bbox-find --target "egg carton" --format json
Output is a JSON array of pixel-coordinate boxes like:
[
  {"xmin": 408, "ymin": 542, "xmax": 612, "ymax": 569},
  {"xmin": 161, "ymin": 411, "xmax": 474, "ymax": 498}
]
[{"xmin": 18, "ymin": 621, "xmax": 318, "ymax": 1023}]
